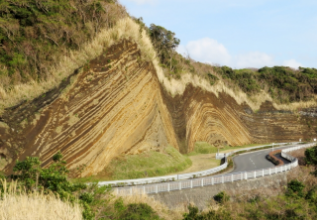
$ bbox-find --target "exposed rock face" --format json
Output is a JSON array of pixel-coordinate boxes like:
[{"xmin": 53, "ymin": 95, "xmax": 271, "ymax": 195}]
[
  {"xmin": 0, "ymin": 40, "xmax": 316, "ymax": 177},
  {"xmin": 0, "ymin": 40, "xmax": 178, "ymax": 177},
  {"xmin": 162, "ymin": 87, "xmax": 253, "ymax": 153}
]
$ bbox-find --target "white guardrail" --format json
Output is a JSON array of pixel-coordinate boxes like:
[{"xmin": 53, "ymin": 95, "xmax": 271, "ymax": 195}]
[
  {"xmin": 106, "ymin": 142, "xmax": 315, "ymax": 195},
  {"xmin": 98, "ymin": 143, "xmax": 291, "ymax": 187},
  {"xmin": 98, "ymin": 143, "xmax": 286, "ymax": 187}
]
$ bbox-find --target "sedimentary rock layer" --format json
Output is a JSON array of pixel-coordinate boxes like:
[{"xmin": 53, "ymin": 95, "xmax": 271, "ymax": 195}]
[
  {"xmin": 0, "ymin": 40, "xmax": 178, "ymax": 176},
  {"xmin": 0, "ymin": 40, "xmax": 315, "ymax": 177}
]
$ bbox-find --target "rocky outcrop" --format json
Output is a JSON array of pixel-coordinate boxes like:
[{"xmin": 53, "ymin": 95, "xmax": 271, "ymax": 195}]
[
  {"xmin": 0, "ymin": 40, "xmax": 178, "ymax": 177},
  {"xmin": 0, "ymin": 39, "xmax": 316, "ymax": 177}
]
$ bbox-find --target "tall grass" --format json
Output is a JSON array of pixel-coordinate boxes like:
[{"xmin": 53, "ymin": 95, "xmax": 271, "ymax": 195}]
[{"xmin": 0, "ymin": 179, "xmax": 82, "ymax": 220}]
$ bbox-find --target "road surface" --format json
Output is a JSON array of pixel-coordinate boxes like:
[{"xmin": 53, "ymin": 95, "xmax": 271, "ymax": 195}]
[{"xmin": 231, "ymin": 144, "xmax": 293, "ymax": 173}]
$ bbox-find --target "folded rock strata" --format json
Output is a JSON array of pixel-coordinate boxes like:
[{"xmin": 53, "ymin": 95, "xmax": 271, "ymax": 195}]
[{"xmin": 0, "ymin": 39, "xmax": 315, "ymax": 177}]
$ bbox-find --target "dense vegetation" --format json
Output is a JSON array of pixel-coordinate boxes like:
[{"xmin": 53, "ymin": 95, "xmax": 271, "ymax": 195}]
[
  {"xmin": 0, "ymin": 0, "xmax": 126, "ymax": 88},
  {"xmin": 214, "ymin": 66, "xmax": 317, "ymax": 103}
]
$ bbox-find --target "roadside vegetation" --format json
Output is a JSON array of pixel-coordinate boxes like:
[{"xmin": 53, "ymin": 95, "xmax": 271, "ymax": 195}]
[
  {"xmin": 78, "ymin": 142, "xmax": 273, "ymax": 183},
  {"xmin": 0, "ymin": 152, "xmax": 182, "ymax": 220},
  {"xmin": 0, "ymin": 179, "xmax": 83, "ymax": 220},
  {"xmin": 76, "ymin": 146, "xmax": 192, "ymax": 182},
  {"xmin": 1, "ymin": 144, "xmax": 317, "ymax": 219}
]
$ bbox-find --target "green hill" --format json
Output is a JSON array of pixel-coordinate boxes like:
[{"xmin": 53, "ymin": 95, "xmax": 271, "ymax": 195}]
[{"xmin": 0, "ymin": 0, "xmax": 126, "ymax": 113}]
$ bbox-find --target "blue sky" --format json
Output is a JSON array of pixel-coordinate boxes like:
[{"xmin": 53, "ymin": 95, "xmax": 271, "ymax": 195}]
[{"xmin": 120, "ymin": 0, "xmax": 317, "ymax": 69}]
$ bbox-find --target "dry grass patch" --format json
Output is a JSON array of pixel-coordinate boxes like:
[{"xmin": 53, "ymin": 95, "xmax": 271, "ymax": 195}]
[{"xmin": 0, "ymin": 180, "xmax": 82, "ymax": 220}]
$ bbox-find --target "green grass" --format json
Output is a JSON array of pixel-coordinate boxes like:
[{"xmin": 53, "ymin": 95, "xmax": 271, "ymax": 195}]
[
  {"xmin": 187, "ymin": 142, "xmax": 271, "ymax": 156},
  {"xmin": 187, "ymin": 142, "xmax": 218, "ymax": 155},
  {"xmin": 75, "ymin": 146, "xmax": 192, "ymax": 183}
]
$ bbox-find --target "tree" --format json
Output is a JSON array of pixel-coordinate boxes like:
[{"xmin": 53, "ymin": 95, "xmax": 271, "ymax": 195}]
[
  {"xmin": 148, "ymin": 24, "xmax": 180, "ymax": 64},
  {"xmin": 11, "ymin": 156, "xmax": 41, "ymax": 191}
]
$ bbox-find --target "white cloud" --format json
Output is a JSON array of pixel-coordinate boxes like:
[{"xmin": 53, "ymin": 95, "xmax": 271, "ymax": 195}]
[
  {"xmin": 177, "ymin": 38, "xmax": 275, "ymax": 68},
  {"xmin": 177, "ymin": 38, "xmax": 304, "ymax": 70},
  {"xmin": 177, "ymin": 38, "xmax": 231, "ymax": 66},
  {"xmin": 234, "ymin": 52, "xmax": 274, "ymax": 68},
  {"xmin": 283, "ymin": 59, "xmax": 302, "ymax": 69}
]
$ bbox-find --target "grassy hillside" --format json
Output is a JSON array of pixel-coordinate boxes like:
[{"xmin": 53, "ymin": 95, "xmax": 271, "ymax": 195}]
[
  {"xmin": 0, "ymin": 0, "xmax": 125, "ymax": 80},
  {"xmin": 0, "ymin": 0, "xmax": 126, "ymax": 112},
  {"xmin": 214, "ymin": 66, "xmax": 317, "ymax": 104},
  {"xmin": 76, "ymin": 146, "xmax": 192, "ymax": 182}
]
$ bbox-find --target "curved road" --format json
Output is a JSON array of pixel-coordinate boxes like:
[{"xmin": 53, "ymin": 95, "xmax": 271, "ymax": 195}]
[
  {"xmin": 104, "ymin": 143, "xmax": 305, "ymax": 189},
  {"xmin": 231, "ymin": 144, "xmax": 294, "ymax": 173}
]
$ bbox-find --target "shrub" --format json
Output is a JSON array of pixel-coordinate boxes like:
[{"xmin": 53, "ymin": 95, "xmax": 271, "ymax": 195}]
[
  {"xmin": 121, "ymin": 203, "xmax": 160, "ymax": 220},
  {"xmin": 305, "ymin": 145, "xmax": 317, "ymax": 176},
  {"xmin": 183, "ymin": 205, "xmax": 233, "ymax": 220},
  {"xmin": 305, "ymin": 186, "xmax": 317, "ymax": 205},
  {"xmin": 214, "ymin": 191, "xmax": 230, "ymax": 204},
  {"xmin": 286, "ymin": 180, "xmax": 305, "ymax": 198},
  {"xmin": 11, "ymin": 152, "xmax": 86, "ymax": 201},
  {"xmin": 113, "ymin": 198, "xmax": 160, "ymax": 220}
]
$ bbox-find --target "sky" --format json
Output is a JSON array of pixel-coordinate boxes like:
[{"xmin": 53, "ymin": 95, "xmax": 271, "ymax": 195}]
[{"xmin": 120, "ymin": 0, "xmax": 317, "ymax": 69}]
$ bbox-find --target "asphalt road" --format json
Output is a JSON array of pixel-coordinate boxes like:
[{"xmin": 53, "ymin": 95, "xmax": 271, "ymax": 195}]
[{"xmin": 231, "ymin": 144, "xmax": 293, "ymax": 173}]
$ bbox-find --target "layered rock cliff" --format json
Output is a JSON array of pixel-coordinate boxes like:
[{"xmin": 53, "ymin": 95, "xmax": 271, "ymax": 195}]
[{"xmin": 0, "ymin": 19, "xmax": 316, "ymax": 177}]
